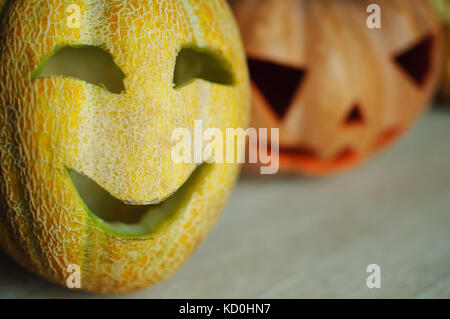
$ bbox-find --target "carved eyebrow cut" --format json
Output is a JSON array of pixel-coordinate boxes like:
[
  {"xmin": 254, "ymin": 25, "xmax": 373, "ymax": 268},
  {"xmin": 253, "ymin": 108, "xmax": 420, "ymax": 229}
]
[
  {"xmin": 33, "ymin": 45, "xmax": 126, "ymax": 94},
  {"xmin": 173, "ymin": 45, "xmax": 235, "ymax": 89}
]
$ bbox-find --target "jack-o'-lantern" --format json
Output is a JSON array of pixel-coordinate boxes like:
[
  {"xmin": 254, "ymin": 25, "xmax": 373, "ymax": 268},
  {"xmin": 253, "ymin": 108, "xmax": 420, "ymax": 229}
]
[
  {"xmin": 0, "ymin": 0, "xmax": 249, "ymax": 293},
  {"xmin": 431, "ymin": 0, "xmax": 450, "ymax": 102},
  {"xmin": 443, "ymin": 26, "xmax": 450, "ymax": 102},
  {"xmin": 231, "ymin": 0, "xmax": 442, "ymax": 175}
]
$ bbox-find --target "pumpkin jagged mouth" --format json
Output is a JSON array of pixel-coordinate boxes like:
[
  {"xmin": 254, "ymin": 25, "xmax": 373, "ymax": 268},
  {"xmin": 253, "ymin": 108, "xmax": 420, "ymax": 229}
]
[
  {"xmin": 68, "ymin": 164, "xmax": 208, "ymax": 237},
  {"xmin": 263, "ymin": 125, "xmax": 404, "ymax": 175},
  {"xmin": 278, "ymin": 146, "xmax": 361, "ymax": 175}
]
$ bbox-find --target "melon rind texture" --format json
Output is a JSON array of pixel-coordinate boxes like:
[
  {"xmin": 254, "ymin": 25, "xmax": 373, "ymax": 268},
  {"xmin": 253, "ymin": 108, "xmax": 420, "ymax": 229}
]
[{"xmin": 0, "ymin": 0, "xmax": 250, "ymax": 293}]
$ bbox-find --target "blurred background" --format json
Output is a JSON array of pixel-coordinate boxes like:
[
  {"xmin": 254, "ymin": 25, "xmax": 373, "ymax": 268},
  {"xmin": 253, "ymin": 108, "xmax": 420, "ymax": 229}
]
[
  {"xmin": 1, "ymin": 0, "xmax": 450, "ymax": 298},
  {"xmin": 1, "ymin": 107, "xmax": 449, "ymax": 298}
]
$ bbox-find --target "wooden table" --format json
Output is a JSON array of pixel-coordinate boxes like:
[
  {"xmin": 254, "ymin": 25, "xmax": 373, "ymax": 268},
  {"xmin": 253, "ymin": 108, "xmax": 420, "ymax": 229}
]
[{"xmin": 0, "ymin": 108, "xmax": 449, "ymax": 298}]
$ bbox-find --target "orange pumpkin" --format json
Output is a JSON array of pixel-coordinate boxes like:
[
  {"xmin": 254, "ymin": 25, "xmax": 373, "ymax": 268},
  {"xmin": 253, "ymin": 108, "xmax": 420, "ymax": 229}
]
[
  {"xmin": 430, "ymin": 0, "xmax": 450, "ymax": 101},
  {"xmin": 443, "ymin": 26, "xmax": 450, "ymax": 101},
  {"xmin": 231, "ymin": 0, "xmax": 442, "ymax": 175}
]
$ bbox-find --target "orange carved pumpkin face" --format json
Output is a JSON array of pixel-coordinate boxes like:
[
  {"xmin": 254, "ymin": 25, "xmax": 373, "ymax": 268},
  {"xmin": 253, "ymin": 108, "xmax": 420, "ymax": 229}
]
[
  {"xmin": 232, "ymin": 0, "xmax": 442, "ymax": 175},
  {"xmin": 430, "ymin": 0, "xmax": 450, "ymax": 102},
  {"xmin": 443, "ymin": 26, "xmax": 450, "ymax": 102}
]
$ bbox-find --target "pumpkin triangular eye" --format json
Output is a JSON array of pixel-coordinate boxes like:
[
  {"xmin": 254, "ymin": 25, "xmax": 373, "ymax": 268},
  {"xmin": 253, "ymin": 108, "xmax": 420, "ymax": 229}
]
[
  {"xmin": 248, "ymin": 58, "xmax": 306, "ymax": 119},
  {"xmin": 173, "ymin": 46, "xmax": 234, "ymax": 88},
  {"xmin": 343, "ymin": 104, "xmax": 365, "ymax": 126},
  {"xmin": 33, "ymin": 45, "xmax": 126, "ymax": 94},
  {"xmin": 394, "ymin": 35, "xmax": 434, "ymax": 87}
]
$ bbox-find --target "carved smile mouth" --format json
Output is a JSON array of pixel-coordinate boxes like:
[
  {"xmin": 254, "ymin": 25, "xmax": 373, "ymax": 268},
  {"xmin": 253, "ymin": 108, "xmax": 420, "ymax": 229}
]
[
  {"xmin": 278, "ymin": 128, "xmax": 404, "ymax": 174},
  {"xmin": 278, "ymin": 146, "xmax": 360, "ymax": 175},
  {"xmin": 68, "ymin": 164, "xmax": 207, "ymax": 237}
]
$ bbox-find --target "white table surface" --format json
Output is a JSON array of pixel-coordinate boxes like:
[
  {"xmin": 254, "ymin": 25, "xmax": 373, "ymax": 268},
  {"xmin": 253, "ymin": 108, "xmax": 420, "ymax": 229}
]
[{"xmin": 0, "ymin": 107, "xmax": 449, "ymax": 299}]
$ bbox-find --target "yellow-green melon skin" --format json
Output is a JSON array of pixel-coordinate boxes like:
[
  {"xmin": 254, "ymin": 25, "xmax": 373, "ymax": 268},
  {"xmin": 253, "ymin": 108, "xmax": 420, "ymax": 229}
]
[{"xmin": 0, "ymin": 0, "xmax": 250, "ymax": 293}]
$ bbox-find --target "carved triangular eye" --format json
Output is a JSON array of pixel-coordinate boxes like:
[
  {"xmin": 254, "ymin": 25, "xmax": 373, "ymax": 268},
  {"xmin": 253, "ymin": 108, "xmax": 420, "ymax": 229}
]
[
  {"xmin": 173, "ymin": 46, "xmax": 234, "ymax": 88},
  {"xmin": 248, "ymin": 58, "xmax": 306, "ymax": 119},
  {"xmin": 33, "ymin": 45, "xmax": 126, "ymax": 94},
  {"xmin": 394, "ymin": 35, "xmax": 434, "ymax": 87},
  {"xmin": 343, "ymin": 104, "xmax": 365, "ymax": 126}
]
